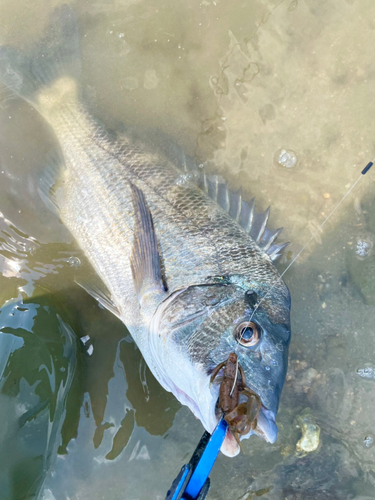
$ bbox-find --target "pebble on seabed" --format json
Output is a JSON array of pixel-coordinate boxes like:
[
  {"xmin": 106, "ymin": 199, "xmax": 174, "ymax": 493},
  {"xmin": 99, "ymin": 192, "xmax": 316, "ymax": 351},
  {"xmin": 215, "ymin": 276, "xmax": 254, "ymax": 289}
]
[
  {"xmin": 357, "ymin": 366, "xmax": 375, "ymax": 380},
  {"xmin": 273, "ymin": 148, "xmax": 298, "ymax": 169},
  {"xmin": 356, "ymin": 238, "xmax": 373, "ymax": 259},
  {"xmin": 363, "ymin": 436, "xmax": 374, "ymax": 448},
  {"xmin": 295, "ymin": 408, "xmax": 321, "ymax": 453}
]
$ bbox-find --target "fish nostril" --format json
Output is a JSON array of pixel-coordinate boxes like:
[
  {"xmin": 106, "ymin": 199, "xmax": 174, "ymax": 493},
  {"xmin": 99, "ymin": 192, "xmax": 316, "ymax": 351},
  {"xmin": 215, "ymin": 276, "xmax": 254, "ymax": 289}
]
[
  {"xmin": 254, "ymin": 351, "xmax": 262, "ymax": 361},
  {"xmin": 244, "ymin": 289, "xmax": 258, "ymax": 307}
]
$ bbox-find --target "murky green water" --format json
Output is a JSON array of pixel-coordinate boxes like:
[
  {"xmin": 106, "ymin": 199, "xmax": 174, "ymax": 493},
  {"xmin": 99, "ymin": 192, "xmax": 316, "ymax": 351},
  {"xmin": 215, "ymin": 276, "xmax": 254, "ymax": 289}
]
[{"xmin": 1, "ymin": 0, "xmax": 375, "ymax": 498}]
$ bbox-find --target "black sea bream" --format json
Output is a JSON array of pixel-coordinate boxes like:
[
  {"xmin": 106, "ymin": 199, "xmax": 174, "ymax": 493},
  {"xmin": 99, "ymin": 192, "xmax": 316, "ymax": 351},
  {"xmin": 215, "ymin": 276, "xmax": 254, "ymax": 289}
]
[{"xmin": 0, "ymin": 7, "xmax": 291, "ymax": 456}]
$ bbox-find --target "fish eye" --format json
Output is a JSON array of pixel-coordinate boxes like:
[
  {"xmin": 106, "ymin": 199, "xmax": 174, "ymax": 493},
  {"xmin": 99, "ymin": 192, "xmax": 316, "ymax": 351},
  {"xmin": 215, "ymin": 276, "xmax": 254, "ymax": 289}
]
[{"xmin": 235, "ymin": 321, "xmax": 260, "ymax": 347}]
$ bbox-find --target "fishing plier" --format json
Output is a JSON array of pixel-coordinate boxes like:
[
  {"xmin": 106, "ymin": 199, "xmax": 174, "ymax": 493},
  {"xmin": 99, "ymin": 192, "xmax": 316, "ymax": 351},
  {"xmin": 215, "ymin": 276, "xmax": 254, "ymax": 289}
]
[{"xmin": 165, "ymin": 417, "xmax": 228, "ymax": 500}]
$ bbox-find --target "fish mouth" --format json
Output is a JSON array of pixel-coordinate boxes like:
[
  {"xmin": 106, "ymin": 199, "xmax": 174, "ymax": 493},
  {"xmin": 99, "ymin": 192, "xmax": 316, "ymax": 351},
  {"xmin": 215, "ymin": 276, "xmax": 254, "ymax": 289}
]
[
  {"xmin": 164, "ymin": 381, "xmax": 278, "ymax": 458},
  {"xmin": 215, "ymin": 398, "xmax": 278, "ymax": 457},
  {"xmin": 143, "ymin": 350, "xmax": 278, "ymax": 458}
]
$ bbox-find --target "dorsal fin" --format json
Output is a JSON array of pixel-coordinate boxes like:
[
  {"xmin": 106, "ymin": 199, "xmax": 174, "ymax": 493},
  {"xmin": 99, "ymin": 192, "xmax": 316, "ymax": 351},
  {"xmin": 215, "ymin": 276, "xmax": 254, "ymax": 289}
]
[
  {"xmin": 158, "ymin": 140, "xmax": 289, "ymax": 261},
  {"xmin": 199, "ymin": 173, "xmax": 289, "ymax": 262}
]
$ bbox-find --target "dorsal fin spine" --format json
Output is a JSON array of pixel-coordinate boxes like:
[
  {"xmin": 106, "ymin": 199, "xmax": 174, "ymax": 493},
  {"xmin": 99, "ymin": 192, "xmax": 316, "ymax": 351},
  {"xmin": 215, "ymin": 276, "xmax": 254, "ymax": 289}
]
[
  {"xmin": 258, "ymin": 207, "xmax": 271, "ymax": 242},
  {"xmin": 194, "ymin": 171, "xmax": 288, "ymax": 261},
  {"xmin": 261, "ymin": 227, "xmax": 283, "ymax": 252}
]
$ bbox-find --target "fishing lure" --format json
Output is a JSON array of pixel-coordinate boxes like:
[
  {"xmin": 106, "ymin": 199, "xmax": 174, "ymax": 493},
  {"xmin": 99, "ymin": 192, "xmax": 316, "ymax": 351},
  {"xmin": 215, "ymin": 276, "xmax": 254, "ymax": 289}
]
[{"xmin": 211, "ymin": 352, "xmax": 262, "ymax": 446}]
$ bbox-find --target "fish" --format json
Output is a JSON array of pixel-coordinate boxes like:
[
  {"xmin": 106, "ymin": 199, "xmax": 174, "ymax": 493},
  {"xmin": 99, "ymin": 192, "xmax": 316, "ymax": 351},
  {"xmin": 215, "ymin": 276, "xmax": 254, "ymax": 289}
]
[{"xmin": 0, "ymin": 6, "xmax": 291, "ymax": 457}]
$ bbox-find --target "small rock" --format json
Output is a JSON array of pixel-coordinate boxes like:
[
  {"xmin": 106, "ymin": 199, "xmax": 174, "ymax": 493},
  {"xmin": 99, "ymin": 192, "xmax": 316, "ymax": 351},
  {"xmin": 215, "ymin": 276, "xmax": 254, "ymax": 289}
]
[
  {"xmin": 274, "ymin": 148, "xmax": 298, "ymax": 169},
  {"xmin": 295, "ymin": 408, "xmax": 321, "ymax": 453},
  {"xmin": 357, "ymin": 366, "xmax": 375, "ymax": 380},
  {"xmin": 356, "ymin": 238, "xmax": 373, "ymax": 259},
  {"xmin": 363, "ymin": 436, "xmax": 374, "ymax": 448}
]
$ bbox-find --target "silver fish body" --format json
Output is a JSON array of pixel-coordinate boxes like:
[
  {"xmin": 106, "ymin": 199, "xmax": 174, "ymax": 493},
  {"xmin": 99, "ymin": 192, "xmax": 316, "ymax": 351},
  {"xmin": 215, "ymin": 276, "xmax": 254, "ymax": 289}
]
[{"xmin": 0, "ymin": 8, "xmax": 291, "ymax": 456}]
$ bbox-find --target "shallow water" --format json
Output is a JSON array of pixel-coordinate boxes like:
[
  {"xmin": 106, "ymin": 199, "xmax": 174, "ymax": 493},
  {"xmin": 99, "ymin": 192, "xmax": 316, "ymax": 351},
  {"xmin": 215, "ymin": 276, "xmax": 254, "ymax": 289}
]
[{"xmin": 1, "ymin": 0, "xmax": 375, "ymax": 499}]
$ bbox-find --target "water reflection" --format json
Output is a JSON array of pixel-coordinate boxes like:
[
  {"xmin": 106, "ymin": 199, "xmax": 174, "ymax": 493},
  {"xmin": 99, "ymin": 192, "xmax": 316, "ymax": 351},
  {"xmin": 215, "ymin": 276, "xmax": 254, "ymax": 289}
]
[
  {"xmin": 0, "ymin": 293, "xmax": 78, "ymax": 500},
  {"xmin": 120, "ymin": 339, "xmax": 180, "ymax": 436}
]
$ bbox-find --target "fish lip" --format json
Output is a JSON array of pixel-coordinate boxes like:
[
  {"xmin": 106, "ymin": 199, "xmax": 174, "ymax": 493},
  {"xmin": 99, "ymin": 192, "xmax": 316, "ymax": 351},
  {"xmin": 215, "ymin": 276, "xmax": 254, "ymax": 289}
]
[
  {"xmin": 250, "ymin": 405, "xmax": 278, "ymax": 443},
  {"xmin": 213, "ymin": 392, "xmax": 278, "ymax": 457}
]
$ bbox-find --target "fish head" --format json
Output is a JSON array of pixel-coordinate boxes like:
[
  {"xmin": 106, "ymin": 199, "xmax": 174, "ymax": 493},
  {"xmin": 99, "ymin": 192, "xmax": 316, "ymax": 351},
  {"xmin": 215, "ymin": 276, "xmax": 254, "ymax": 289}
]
[{"xmin": 149, "ymin": 277, "xmax": 291, "ymax": 457}]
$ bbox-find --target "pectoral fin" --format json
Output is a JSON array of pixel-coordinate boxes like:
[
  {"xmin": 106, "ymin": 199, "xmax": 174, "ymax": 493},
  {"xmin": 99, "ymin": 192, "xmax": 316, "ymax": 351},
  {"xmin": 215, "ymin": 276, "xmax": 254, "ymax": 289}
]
[{"xmin": 130, "ymin": 183, "xmax": 167, "ymax": 307}]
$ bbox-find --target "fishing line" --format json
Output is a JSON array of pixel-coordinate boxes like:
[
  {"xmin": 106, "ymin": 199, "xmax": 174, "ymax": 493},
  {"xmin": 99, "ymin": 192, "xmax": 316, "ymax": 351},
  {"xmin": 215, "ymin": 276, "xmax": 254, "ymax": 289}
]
[
  {"xmin": 246, "ymin": 159, "xmax": 374, "ymax": 326},
  {"xmin": 229, "ymin": 355, "xmax": 239, "ymax": 397}
]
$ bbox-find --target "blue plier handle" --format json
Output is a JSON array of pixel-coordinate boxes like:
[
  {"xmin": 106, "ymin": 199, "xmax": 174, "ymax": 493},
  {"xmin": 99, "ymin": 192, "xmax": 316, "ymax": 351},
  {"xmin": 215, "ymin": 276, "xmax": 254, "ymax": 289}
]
[{"xmin": 165, "ymin": 417, "xmax": 228, "ymax": 500}]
